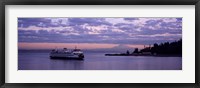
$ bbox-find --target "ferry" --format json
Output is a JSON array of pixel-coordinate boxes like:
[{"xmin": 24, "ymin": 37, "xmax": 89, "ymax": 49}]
[{"xmin": 49, "ymin": 47, "xmax": 84, "ymax": 60}]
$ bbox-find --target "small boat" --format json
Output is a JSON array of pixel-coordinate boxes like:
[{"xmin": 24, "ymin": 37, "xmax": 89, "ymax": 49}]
[{"xmin": 49, "ymin": 47, "xmax": 84, "ymax": 60}]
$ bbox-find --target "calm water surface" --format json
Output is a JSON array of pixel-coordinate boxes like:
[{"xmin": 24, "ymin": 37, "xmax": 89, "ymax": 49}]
[{"xmin": 18, "ymin": 50, "xmax": 182, "ymax": 70}]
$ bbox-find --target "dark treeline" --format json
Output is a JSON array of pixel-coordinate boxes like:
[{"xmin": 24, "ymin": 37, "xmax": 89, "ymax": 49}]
[{"xmin": 133, "ymin": 39, "xmax": 182, "ymax": 55}]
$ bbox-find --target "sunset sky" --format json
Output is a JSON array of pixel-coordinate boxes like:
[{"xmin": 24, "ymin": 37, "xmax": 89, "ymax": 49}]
[{"xmin": 18, "ymin": 17, "xmax": 182, "ymax": 50}]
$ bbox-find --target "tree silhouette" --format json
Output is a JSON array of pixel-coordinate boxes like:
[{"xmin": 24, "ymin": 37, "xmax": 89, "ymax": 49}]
[
  {"xmin": 140, "ymin": 39, "xmax": 182, "ymax": 55},
  {"xmin": 133, "ymin": 48, "xmax": 139, "ymax": 53},
  {"xmin": 126, "ymin": 50, "xmax": 130, "ymax": 55}
]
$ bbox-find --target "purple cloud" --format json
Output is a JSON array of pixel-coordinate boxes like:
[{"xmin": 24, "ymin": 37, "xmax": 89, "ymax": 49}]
[
  {"xmin": 68, "ymin": 18, "xmax": 112, "ymax": 26},
  {"xmin": 18, "ymin": 17, "xmax": 182, "ymax": 45}
]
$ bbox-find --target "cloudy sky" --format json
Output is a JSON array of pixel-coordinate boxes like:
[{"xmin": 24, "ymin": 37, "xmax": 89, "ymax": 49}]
[{"xmin": 18, "ymin": 17, "xmax": 182, "ymax": 50}]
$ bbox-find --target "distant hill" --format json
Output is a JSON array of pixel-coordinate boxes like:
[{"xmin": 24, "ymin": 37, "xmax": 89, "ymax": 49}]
[
  {"xmin": 109, "ymin": 44, "xmax": 133, "ymax": 52},
  {"xmin": 112, "ymin": 44, "xmax": 131, "ymax": 49},
  {"xmin": 84, "ymin": 44, "xmax": 134, "ymax": 53}
]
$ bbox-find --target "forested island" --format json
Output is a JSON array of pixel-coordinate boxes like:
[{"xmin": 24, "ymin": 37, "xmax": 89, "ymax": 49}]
[{"xmin": 105, "ymin": 39, "xmax": 182, "ymax": 57}]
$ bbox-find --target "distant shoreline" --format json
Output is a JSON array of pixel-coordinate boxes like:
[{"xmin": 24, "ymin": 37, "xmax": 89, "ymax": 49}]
[{"xmin": 105, "ymin": 53, "xmax": 182, "ymax": 57}]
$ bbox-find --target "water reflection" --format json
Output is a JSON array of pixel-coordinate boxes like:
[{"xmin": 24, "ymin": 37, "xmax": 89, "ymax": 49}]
[
  {"xmin": 18, "ymin": 51, "xmax": 182, "ymax": 70},
  {"xmin": 50, "ymin": 59, "xmax": 84, "ymax": 70}
]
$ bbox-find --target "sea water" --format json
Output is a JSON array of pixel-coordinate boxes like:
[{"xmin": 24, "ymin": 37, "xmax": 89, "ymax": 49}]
[{"xmin": 18, "ymin": 50, "xmax": 182, "ymax": 70}]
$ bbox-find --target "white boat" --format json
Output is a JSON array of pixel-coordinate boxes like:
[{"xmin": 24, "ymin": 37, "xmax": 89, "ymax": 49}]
[{"xmin": 49, "ymin": 48, "xmax": 84, "ymax": 60}]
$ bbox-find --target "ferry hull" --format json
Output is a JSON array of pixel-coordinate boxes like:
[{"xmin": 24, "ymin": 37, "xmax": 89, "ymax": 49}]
[
  {"xmin": 50, "ymin": 54, "xmax": 84, "ymax": 60},
  {"xmin": 50, "ymin": 56, "xmax": 84, "ymax": 60}
]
